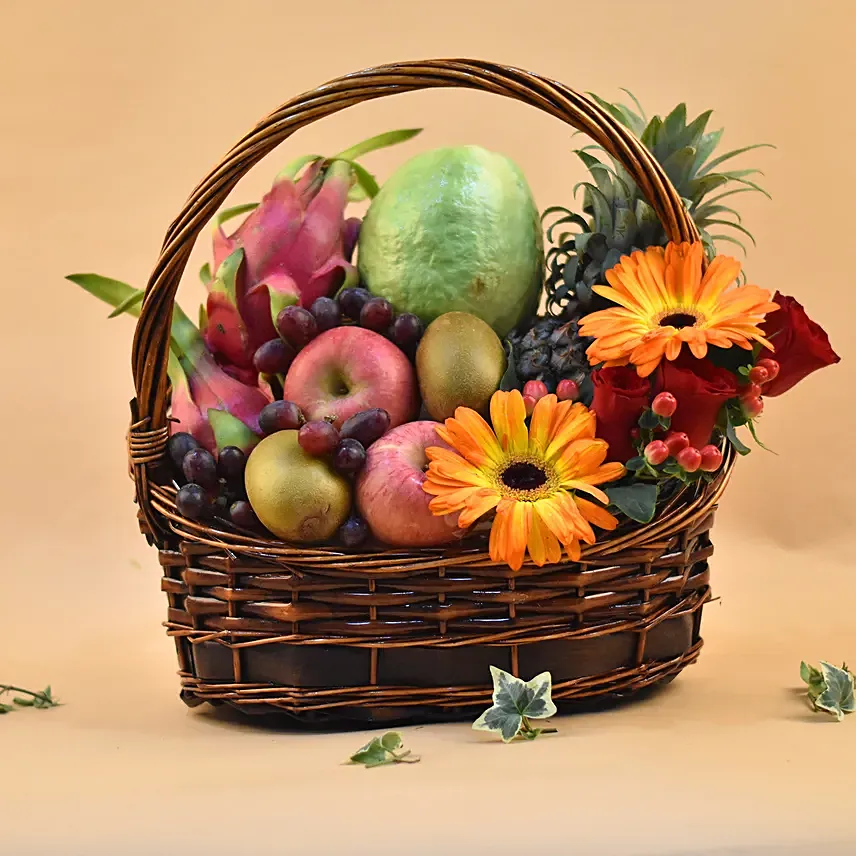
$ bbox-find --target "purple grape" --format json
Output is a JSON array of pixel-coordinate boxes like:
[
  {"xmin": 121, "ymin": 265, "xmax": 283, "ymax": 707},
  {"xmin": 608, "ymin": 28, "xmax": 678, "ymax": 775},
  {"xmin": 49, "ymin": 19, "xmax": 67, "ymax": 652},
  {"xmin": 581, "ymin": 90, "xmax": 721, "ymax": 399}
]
[
  {"xmin": 310, "ymin": 296, "xmax": 342, "ymax": 332},
  {"xmin": 230, "ymin": 500, "xmax": 262, "ymax": 531},
  {"xmin": 298, "ymin": 420, "xmax": 340, "ymax": 456},
  {"xmin": 337, "ymin": 287, "xmax": 371, "ymax": 320},
  {"xmin": 332, "ymin": 438, "xmax": 366, "ymax": 474},
  {"xmin": 176, "ymin": 483, "xmax": 210, "ymax": 520},
  {"xmin": 359, "ymin": 297, "xmax": 394, "ymax": 332},
  {"xmin": 258, "ymin": 400, "xmax": 304, "ymax": 436},
  {"xmin": 391, "ymin": 313, "xmax": 424, "ymax": 350},
  {"xmin": 339, "ymin": 515, "xmax": 370, "ymax": 547},
  {"xmin": 340, "ymin": 409, "xmax": 390, "ymax": 448},
  {"xmin": 167, "ymin": 432, "xmax": 200, "ymax": 472},
  {"xmin": 213, "ymin": 494, "xmax": 230, "ymax": 519},
  {"xmin": 217, "ymin": 446, "xmax": 246, "ymax": 483},
  {"xmin": 182, "ymin": 448, "xmax": 219, "ymax": 492},
  {"xmin": 253, "ymin": 338, "xmax": 295, "ymax": 375},
  {"xmin": 276, "ymin": 306, "xmax": 318, "ymax": 350}
]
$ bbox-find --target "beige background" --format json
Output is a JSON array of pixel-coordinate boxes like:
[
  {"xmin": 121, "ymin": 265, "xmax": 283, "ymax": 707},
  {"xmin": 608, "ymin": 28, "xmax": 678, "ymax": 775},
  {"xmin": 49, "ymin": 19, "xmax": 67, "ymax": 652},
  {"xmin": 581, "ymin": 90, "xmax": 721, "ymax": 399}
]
[{"xmin": 2, "ymin": 0, "xmax": 855, "ymax": 853}]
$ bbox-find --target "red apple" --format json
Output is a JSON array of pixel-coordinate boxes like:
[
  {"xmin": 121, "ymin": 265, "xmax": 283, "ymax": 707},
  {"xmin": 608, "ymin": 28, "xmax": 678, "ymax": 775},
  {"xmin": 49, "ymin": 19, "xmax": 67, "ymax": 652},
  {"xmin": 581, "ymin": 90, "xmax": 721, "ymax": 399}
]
[
  {"xmin": 283, "ymin": 326, "xmax": 418, "ymax": 428},
  {"xmin": 356, "ymin": 421, "xmax": 462, "ymax": 547}
]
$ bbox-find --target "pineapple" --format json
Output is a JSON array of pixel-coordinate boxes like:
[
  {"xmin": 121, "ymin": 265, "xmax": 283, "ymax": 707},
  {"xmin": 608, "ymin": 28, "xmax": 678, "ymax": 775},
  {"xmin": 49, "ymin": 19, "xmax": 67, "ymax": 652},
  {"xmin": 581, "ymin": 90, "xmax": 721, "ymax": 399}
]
[
  {"xmin": 542, "ymin": 93, "xmax": 772, "ymax": 316},
  {"xmin": 507, "ymin": 93, "xmax": 772, "ymax": 393}
]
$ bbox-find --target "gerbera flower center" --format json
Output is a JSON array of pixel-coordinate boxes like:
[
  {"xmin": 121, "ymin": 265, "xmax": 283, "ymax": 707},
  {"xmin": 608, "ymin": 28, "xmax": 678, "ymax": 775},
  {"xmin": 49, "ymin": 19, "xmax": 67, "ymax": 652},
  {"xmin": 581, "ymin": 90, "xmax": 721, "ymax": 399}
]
[
  {"xmin": 501, "ymin": 462, "xmax": 548, "ymax": 491},
  {"xmin": 494, "ymin": 455, "xmax": 560, "ymax": 501},
  {"xmin": 658, "ymin": 310, "xmax": 701, "ymax": 329}
]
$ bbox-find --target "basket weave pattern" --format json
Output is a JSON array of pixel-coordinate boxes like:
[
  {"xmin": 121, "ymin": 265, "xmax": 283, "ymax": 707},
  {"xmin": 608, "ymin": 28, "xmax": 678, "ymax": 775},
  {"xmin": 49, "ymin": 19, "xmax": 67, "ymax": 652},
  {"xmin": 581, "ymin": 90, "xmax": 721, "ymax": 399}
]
[{"xmin": 129, "ymin": 60, "xmax": 730, "ymax": 722}]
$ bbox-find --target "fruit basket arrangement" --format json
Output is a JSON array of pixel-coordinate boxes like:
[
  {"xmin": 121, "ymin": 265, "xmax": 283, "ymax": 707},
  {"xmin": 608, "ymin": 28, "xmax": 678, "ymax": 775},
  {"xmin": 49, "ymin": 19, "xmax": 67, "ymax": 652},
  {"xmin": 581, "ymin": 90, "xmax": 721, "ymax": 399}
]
[{"xmin": 71, "ymin": 60, "xmax": 839, "ymax": 725}]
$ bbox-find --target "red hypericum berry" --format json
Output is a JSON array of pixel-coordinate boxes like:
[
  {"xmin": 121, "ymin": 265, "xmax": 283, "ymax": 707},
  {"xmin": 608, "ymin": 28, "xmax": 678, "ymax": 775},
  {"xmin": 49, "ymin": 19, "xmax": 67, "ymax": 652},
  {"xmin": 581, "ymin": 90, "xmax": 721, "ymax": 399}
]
[
  {"xmin": 651, "ymin": 391, "xmax": 678, "ymax": 418},
  {"xmin": 741, "ymin": 382, "xmax": 763, "ymax": 399},
  {"xmin": 644, "ymin": 440, "xmax": 670, "ymax": 466},
  {"xmin": 523, "ymin": 394, "xmax": 537, "ymax": 416},
  {"xmin": 757, "ymin": 358, "xmax": 779, "ymax": 382},
  {"xmin": 700, "ymin": 445, "xmax": 724, "ymax": 472},
  {"xmin": 523, "ymin": 380, "xmax": 549, "ymax": 402},
  {"xmin": 630, "ymin": 426, "xmax": 641, "ymax": 441},
  {"xmin": 742, "ymin": 396, "xmax": 764, "ymax": 418},
  {"xmin": 664, "ymin": 432, "xmax": 690, "ymax": 456},
  {"xmin": 556, "ymin": 379, "xmax": 580, "ymax": 402},
  {"xmin": 748, "ymin": 365, "xmax": 769, "ymax": 385},
  {"xmin": 676, "ymin": 446, "xmax": 702, "ymax": 473}
]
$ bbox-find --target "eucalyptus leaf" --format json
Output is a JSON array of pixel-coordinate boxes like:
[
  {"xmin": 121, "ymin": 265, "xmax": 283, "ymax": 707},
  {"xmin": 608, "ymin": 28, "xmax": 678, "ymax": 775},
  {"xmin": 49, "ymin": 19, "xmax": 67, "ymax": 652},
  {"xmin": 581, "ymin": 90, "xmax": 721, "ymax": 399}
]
[
  {"xmin": 473, "ymin": 667, "xmax": 557, "ymax": 743},
  {"xmin": 605, "ymin": 483, "xmax": 658, "ymax": 524}
]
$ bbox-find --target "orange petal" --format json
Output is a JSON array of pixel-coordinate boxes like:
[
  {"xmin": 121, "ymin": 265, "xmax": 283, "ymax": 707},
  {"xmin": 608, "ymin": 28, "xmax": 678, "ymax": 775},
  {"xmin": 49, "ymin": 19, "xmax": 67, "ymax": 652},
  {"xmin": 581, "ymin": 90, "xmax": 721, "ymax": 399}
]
[
  {"xmin": 564, "ymin": 536, "xmax": 582, "ymax": 562},
  {"xmin": 534, "ymin": 492, "xmax": 574, "ymax": 544},
  {"xmin": 427, "ymin": 485, "xmax": 477, "ymax": 515},
  {"xmin": 504, "ymin": 500, "xmax": 531, "ymax": 571},
  {"xmin": 574, "ymin": 496, "xmax": 619, "ymax": 531},
  {"xmin": 452, "ymin": 407, "xmax": 504, "ymax": 466},
  {"xmin": 458, "ymin": 488, "xmax": 501, "ymax": 529},
  {"xmin": 490, "ymin": 390, "xmax": 529, "ymax": 454},
  {"xmin": 528, "ymin": 393, "xmax": 557, "ymax": 454},
  {"xmin": 556, "ymin": 439, "xmax": 609, "ymax": 483},
  {"xmin": 532, "ymin": 503, "xmax": 563, "ymax": 565},
  {"xmin": 563, "ymin": 480, "xmax": 610, "ymax": 504}
]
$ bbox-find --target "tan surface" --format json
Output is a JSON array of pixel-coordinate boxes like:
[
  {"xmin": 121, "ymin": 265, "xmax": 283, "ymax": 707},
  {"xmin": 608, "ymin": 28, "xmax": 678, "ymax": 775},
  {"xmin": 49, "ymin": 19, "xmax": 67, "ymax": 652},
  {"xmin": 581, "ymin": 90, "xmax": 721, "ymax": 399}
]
[{"xmin": 2, "ymin": 0, "xmax": 855, "ymax": 853}]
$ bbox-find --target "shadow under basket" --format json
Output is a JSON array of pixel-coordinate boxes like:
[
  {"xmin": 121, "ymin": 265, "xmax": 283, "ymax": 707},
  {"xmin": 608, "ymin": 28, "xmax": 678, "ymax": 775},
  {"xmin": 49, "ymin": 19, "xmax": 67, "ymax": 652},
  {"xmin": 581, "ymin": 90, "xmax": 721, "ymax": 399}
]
[{"xmin": 128, "ymin": 59, "xmax": 733, "ymax": 727}]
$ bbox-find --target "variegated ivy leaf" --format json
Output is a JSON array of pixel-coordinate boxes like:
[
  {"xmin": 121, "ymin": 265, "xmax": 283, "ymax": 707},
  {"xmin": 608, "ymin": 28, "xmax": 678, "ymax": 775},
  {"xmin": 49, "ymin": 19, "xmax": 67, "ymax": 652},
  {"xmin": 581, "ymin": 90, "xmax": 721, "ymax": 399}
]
[
  {"xmin": 473, "ymin": 667, "xmax": 558, "ymax": 743},
  {"xmin": 347, "ymin": 731, "xmax": 420, "ymax": 767},
  {"xmin": 801, "ymin": 661, "xmax": 855, "ymax": 720}
]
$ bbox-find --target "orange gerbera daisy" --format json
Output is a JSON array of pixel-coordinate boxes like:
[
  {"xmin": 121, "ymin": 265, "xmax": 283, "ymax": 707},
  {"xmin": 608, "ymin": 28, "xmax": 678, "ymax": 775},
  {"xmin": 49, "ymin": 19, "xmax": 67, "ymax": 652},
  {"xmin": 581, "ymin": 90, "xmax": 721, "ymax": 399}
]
[
  {"xmin": 423, "ymin": 389, "xmax": 625, "ymax": 571},
  {"xmin": 579, "ymin": 241, "xmax": 779, "ymax": 377}
]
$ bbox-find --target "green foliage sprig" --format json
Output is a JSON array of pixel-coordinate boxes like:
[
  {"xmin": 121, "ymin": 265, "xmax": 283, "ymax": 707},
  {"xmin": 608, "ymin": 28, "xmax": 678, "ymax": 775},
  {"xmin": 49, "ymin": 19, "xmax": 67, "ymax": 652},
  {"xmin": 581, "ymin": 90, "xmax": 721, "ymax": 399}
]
[
  {"xmin": 0, "ymin": 684, "xmax": 60, "ymax": 715},
  {"xmin": 801, "ymin": 662, "xmax": 855, "ymax": 721},
  {"xmin": 347, "ymin": 732, "xmax": 420, "ymax": 767},
  {"xmin": 472, "ymin": 667, "xmax": 558, "ymax": 742}
]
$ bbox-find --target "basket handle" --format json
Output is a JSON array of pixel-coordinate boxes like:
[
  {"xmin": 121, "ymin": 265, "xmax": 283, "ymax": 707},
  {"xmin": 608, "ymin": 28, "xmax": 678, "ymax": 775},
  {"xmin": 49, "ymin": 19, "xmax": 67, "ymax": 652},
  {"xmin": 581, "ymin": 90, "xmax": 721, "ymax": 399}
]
[{"xmin": 129, "ymin": 58, "xmax": 699, "ymax": 536}]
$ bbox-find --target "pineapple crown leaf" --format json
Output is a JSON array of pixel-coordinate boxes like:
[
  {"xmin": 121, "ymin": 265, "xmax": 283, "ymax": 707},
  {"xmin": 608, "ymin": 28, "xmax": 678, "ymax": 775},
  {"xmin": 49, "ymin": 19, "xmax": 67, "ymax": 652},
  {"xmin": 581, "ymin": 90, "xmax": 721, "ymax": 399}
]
[
  {"xmin": 703, "ymin": 218, "xmax": 758, "ymax": 248},
  {"xmin": 700, "ymin": 142, "xmax": 776, "ymax": 176}
]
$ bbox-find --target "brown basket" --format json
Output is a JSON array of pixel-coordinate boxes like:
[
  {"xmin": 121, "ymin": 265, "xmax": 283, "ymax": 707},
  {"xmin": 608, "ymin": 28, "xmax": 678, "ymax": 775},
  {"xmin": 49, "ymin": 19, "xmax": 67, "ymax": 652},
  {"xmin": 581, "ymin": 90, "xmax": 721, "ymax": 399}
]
[{"xmin": 128, "ymin": 59, "xmax": 733, "ymax": 725}]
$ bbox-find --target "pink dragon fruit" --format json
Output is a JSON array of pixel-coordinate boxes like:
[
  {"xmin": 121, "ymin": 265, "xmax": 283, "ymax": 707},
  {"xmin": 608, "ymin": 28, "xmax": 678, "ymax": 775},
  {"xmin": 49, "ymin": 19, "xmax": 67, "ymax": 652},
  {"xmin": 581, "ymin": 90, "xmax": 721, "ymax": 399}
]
[{"xmin": 206, "ymin": 160, "xmax": 358, "ymax": 372}]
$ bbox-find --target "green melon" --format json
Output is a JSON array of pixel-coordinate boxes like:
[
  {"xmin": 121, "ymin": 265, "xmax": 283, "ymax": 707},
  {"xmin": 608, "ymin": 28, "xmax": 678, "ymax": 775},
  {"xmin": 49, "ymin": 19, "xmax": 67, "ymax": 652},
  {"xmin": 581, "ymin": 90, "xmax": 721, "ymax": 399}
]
[{"xmin": 357, "ymin": 146, "xmax": 544, "ymax": 338}]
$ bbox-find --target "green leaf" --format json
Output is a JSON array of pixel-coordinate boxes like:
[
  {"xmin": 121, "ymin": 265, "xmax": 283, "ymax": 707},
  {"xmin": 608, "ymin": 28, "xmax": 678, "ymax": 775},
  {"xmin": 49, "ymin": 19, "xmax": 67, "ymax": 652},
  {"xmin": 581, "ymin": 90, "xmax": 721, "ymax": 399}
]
[
  {"xmin": 334, "ymin": 128, "xmax": 422, "ymax": 162},
  {"xmin": 710, "ymin": 234, "xmax": 749, "ymax": 256},
  {"xmin": 348, "ymin": 731, "xmax": 419, "ymax": 767},
  {"xmin": 703, "ymin": 219, "xmax": 757, "ymax": 247},
  {"xmin": 573, "ymin": 183, "xmax": 613, "ymax": 234},
  {"xmin": 625, "ymin": 456, "xmax": 645, "ymax": 472},
  {"xmin": 813, "ymin": 662, "xmax": 856, "ymax": 721},
  {"xmin": 66, "ymin": 273, "xmax": 138, "ymax": 311},
  {"xmin": 692, "ymin": 203, "xmax": 743, "ymax": 225},
  {"xmin": 349, "ymin": 737, "xmax": 392, "ymax": 767},
  {"xmin": 699, "ymin": 143, "xmax": 775, "ymax": 176},
  {"xmin": 499, "ymin": 341, "xmax": 520, "ymax": 392},
  {"xmin": 0, "ymin": 703, "xmax": 12, "ymax": 714},
  {"xmin": 278, "ymin": 153, "xmax": 322, "ymax": 180},
  {"xmin": 639, "ymin": 409, "xmax": 660, "ymax": 431},
  {"xmin": 332, "ymin": 158, "xmax": 380, "ymax": 199},
  {"xmin": 747, "ymin": 419, "xmax": 776, "ymax": 453},
  {"xmin": 605, "ymin": 483, "xmax": 658, "ymax": 524},
  {"xmin": 661, "ymin": 146, "xmax": 697, "ymax": 189},
  {"xmin": 473, "ymin": 667, "xmax": 557, "ymax": 743},
  {"xmin": 725, "ymin": 417, "xmax": 751, "ymax": 455},
  {"xmin": 107, "ymin": 290, "xmax": 145, "ymax": 318},
  {"xmin": 13, "ymin": 697, "xmax": 35, "ymax": 707},
  {"xmin": 214, "ymin": 202, "xmax": 259, "ymax": 228}
]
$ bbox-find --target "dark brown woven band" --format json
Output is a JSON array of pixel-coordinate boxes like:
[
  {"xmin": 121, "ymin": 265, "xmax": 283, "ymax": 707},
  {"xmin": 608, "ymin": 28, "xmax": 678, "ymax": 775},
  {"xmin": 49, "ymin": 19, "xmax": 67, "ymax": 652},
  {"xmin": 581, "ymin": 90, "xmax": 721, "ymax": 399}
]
[{"xmin": 128, "ymin": 58, "xmax": 701, "ymax": 534}]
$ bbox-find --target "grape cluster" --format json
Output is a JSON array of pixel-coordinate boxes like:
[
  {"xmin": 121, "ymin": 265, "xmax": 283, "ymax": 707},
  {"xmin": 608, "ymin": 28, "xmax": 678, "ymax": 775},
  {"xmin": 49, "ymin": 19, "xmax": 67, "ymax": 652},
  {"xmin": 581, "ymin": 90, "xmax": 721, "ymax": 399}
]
[
  {"xmin": 167, "ymin": 432, "xmax": 263, "ymax": 531},
  {"xmin": 251, "ymin": 288, "xmax": 425, "ymax": 363},
  {"xmin": 297, "ymin": 407, "xmax": 390, "ymax": 476}
]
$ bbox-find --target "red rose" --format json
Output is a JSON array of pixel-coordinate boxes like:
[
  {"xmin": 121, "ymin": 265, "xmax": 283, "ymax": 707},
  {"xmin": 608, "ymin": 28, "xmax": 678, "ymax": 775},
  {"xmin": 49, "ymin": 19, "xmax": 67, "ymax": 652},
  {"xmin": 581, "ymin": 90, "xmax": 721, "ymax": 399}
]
[
  {"xmin": 759, "ymin": 292, "xmax": 840, "ymax": 397},
  {"xmin": 591, "ymin": 366, "xmax": 651, "ymax": 462},
  {"xmin": 656, "ymin": 356, "xmax": 737, "ymax": 449}
]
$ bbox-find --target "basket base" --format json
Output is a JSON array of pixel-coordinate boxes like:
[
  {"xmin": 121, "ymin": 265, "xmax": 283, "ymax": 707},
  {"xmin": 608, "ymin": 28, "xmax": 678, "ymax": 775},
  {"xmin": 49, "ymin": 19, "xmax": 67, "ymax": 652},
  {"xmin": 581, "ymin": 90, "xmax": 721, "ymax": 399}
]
[{"xmin": 186, "ymin": 672, "xmax": 681, "ymax": 731}]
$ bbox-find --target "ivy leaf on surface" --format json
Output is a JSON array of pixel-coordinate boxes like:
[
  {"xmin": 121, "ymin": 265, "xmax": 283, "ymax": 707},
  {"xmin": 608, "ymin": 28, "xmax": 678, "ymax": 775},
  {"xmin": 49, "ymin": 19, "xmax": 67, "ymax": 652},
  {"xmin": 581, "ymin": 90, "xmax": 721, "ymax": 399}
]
[
  {"xmin": 473, "ymin": 667, "xmax": 558, "ymax": 743},
  {"xmin": 348, "ymin": 731, "xmax": 420, "ymax": 767},
  {"xmin": 801, "ymin": 661, "xmax": 855, "ymax": 721},
  {"xmin": 606, "ymin": 483, "xmax": 658, "ymax": 524}
]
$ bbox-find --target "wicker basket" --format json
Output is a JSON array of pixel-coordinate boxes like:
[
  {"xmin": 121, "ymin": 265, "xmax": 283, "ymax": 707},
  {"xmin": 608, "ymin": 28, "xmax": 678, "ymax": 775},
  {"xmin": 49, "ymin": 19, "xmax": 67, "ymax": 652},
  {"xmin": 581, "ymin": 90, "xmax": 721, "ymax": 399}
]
[{"xmin": 129, "ymin": 59, "xmax": 733, "ymax": 725}]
